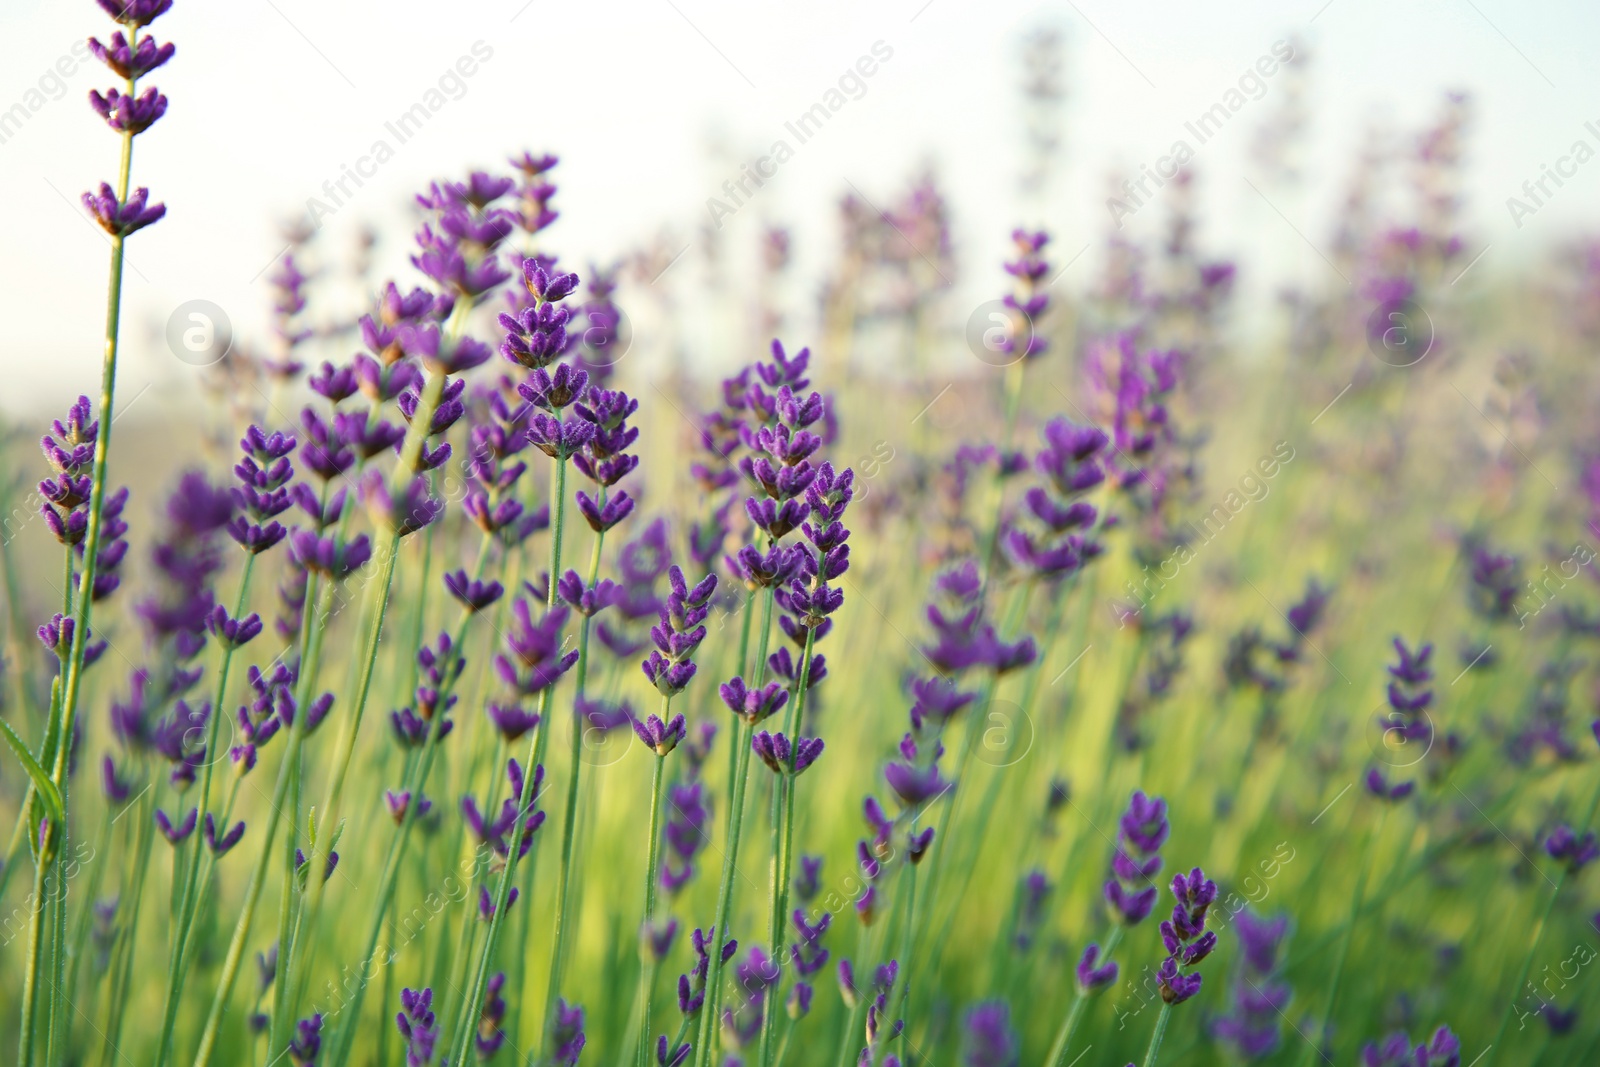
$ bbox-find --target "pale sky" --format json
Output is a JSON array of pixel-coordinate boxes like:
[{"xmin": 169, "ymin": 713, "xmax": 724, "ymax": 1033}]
[{"xmin": 3, "ymin": 0, "xmax": 1599, "ymax": 417}]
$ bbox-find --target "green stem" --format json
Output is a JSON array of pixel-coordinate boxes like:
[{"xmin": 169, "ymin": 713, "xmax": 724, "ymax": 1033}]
[
  {"xmin": 102, "ymin": 777, "xmax": 160, "ymax": 1067},
  {"xmin": 1140, "ymin": 1003, "xmax": 1173, "ymax": 1067},
  {"xmin": 318, "ymin": 528, "xmax": 495, "ymax": 1067},
  {"xmin": 18, "ymin": 853, "xmax": 49, "ymax": 1067},
  {"xmin": 759, "ymin": 623, "xmax": 819, "ymax": 1067},
  {"xmin": 529, "ymin": 515, "xmax": 609, "ymax": 1066},
  {"xmin": 1299, "ymin": 805, "xmax": 1386, "ymax": 1067},
  {"xmin": 1483, "ymin": 772, "xmax": 1600, "ymax": 1067},
  {"xmin": 441, "ymin": 457, "xmax": 569, "ymax": 1067},
  {"xmin": 1044, "ymin": 925, "xmax": 1121, "ymax": 1067},
  {"xmin": 636, "ymin": 740, "xmax": 668, "ymax": 1067},
  {"xmin": 694, "ymin": 586, "xmax": 775, "ymax": 1067},
  {"xmin": 155, "ymin": 555, "xmax": 255, "ymax": 1066},
  {"xmin": 190, "ymin": 576, "xmax": 335, "ymax": 1067}
]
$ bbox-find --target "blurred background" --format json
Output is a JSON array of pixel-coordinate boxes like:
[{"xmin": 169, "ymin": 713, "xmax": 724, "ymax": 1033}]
[{"xmin": 3, "ymin": 0, "xmax": 1600, "ymax": 415}]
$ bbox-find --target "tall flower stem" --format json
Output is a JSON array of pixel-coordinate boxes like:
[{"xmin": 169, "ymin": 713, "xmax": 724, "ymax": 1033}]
[
  {"xmin": 18, "ymin": 848, "xmax": 50, "ymax": 1067},
  {"xmin": 313, "ymin": 523, "xmax": 495, "ymax": 1067},
  {"xmin": 102, "ymin": 776, "xmax": 160, "ymax": 1066},
  {"xmin": 694, "ymin": 586, "xmax": 776, "ymax": 1067},
  {"xmin": 30, "ymin": 56, "xmax": 141, "ymax": 1067},
  {"xmin": 446, "ymin": 458, "xmax": 570, "ymax": 1067},
  {"xmin": 528, "ymin": 507, "xmax": 610, "ymax": 1066},
  {"xmin": 191, "ymin": 574, "xmax": 336, "ymax": 1067},
  {"xmin": 888, "ymin": 861, "xmax": 919, "ymax": 1064},
  {"xmin": 1139, "ymin": 1003, "xmax": 1173, "ymax": 1067},
  {"xmin": 634, "ymin": 717, "xmax": 669, "ymax": 1067},
  {"xmin": 1044, "ymin": 924, "xmax": 1122, "ymax": 1067},
  {"xmin": 1483, "ymin": 774, "xmax": 1600, "ymax": 1067},
  {"xmin": 154, "ymin": 557, "xmax": 256, "ymax": 1066},
  {"xmin": 758, "ymin": 623, "xmax": 818, "ymax": 1067},
  {"xmin": 1298, "ymin": 805, "xmax": 1387, "ymax": 1067}
]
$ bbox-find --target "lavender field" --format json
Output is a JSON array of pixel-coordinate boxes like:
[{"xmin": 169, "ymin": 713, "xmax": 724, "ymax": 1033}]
[{"xmin": 2, "ymin": 2, "xmax": 1598, "ymax": 1066}]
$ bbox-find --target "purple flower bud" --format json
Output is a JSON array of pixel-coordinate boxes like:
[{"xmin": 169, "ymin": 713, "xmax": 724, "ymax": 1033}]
[
  {"xmin": 81, "ymin": 183, "xmax": 164, "ymax": 237},
  {"xmin": 155, "ymin": 807, "xmax": 197, "ymax": 845}
]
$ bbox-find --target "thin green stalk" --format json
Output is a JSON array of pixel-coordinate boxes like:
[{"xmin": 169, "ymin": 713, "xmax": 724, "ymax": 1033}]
[
  {"xmin": 636, "ymin": 735, "xmax": 669, "ymax": 1067},
  {"xmin": 1299, "ymin": 805, "xmax": 1387, "ymax": 1067},
  {"xmin": 693, "ymin": 586, "xmax": 775, "ymax": 1067},
  {"xmin": 267, "ymin": 747, "xmax": 305, "ymax": 1055},
  {"xmin": 155, "ymin": 556, "xmax": 256, "ymax": 1066},
  {"xmin": 18, "ymin": 854, "xmax": 49, "ymax": 1067},
  {"xmin": 318, "ymin": 530, "xmax": 497, "ymax": 1067},
  {"xmin": 438, "ymin": 458, "xmax": 569, "ymax": 1067},
  {"xmin": 64, "ymin": 810, "xmax": 115, "ymax": 1013},
  {"xmin": 190, "ymin": 576, "xmax": 336, "ymax": 1067},
  {"xmin": 102, "ymin": 776, "xmax": 159, "ymax": 1067},
  {"xmin": 275, "ymin": 530, "xmax": 401, "ymax": 1032},
  {"xmin": 41, "ymin": 38, "xmax": 142, "ymax": 1058},
  {"xmin": 1483, "ymin": 772, "xmax": 1600, "ymax": 1067},
  {"xmin": 1139, "ymin": 1003, "xmax": 1173, "ymax": 1067},
  {"xmin": 528, "ymin": 514, "xmax": 609, "ymax": 1067},
  {"xmin": 758, "ymin": 623, "xmax": 818, "ymax": 1067},
  {"xmin": 47, "ymin": 827, "xmax": 70, "ymax": 1063},
  {"xmin": 1044, "ymin": 924, "xmax": 1121, "ymax": 1067}
]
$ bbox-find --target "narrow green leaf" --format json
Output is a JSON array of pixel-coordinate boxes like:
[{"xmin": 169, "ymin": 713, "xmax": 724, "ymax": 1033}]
[{"xmin": 0, "ymin": 718, "xmax": 65, "ymax": 829}]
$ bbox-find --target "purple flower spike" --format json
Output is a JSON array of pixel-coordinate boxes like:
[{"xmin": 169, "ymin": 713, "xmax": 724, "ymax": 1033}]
[
  {"xmin": 752, "ymin": 731, "xmax": 824, "ymax": 775},
  {"xmin": 558, "ymin": 569, "xmax": 621, "ymax": 617},
  {"xmin": 1361, "ymin": 1026, "xmax": 1461, "ymax": 1067},
  {"xmin": 396, "ymin": 986, "xmax": 439, "ymax": 1067},
  {"xmin": 719, "ymin": 677, "xmax": 789, "ymax": 725},
  {"xmin": 101, "ymin": 755, "xmax": 132, "ymax": 804},
  {"xmin": 88, "ymin": 86, "xmax": 167, "ymax": 134},
  {"xmin": 1364, "ymin": 767, "xmax": 1416, "ymax": 802},
  {"xmin": 96, "ymin": 0, "xmax": 174, "ymax": 27},
  {"xmin": 82, "ymin": 183, "xmax": 165, "ymax": 236},
  {"xmin": 487, "ymin": 702, "xmax": 541, "ymax": 742},
  {"xmin": 631, "ymin": 712, "xmax": 688, "ymax": 756},
  {"xmin": 89, "ymin": 30, "xmax": 175, "ymax": 79},
  {"xmin": 549, "ymin": 998, "xmax": 587, "ymax": 1067},
  {"xmin": 495, "ymin": 600, "xmax": 579, "ymax": 695},
  {"xmin": 155, "ymin": 807, "xmax": 197, "ymax": 845},
  {"xmin": 203, "ymin": 813, "xmax": 246, "ymax": 856},
  {"xmin": 1105, "ymin": 789, "xmax": 1167, "ymax": 926},
  {"xmin": 1075, "ymin": 943, "xmax": 1118, "ymax": 993},
  {"xmin": 1153, "ymin": 866, "xmax": 1216, "ymax": 1005},
  {"xmin": 1545, "ymin": 824, "xmax": 1600, "ymax": 873},
  {"xmin": 362, "ymin": 472, "xmax": 443, "ymax": 538},
  {"xmin": 477, "ymin": 884, "xmax": 519, "ymax": 920},
  {"xmin": 655, "ymin": 1035, "xmax": 691, "ymax": 1067},
  {"xmin": 444, "ymin": 569, "xmax": 504, "ymax": 613},
  {"xmin": 962, "ymin": 1001, "xmax": 1019, "ymax": 1067},
  {"xmin": 289, "ymin": 1013, "xmax": 322, "ymax": 1067},
  {"xmin": 288, "ymin": 531, "xmax": 372, "ymax": 580}
]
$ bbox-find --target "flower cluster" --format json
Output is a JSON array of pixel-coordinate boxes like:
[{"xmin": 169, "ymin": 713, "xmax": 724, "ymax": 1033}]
[
  {"xmin": 1365, "ymin": 638, "xmax": 1433, "ymax": 801},
  {"xmin": 1105, "ymin": 790, "xmax": 1169, "ymax": 925},
  {"xmin": 1155, "ymin": 868, "xmax": 1218, "ymax": 1005},
  {"xmin": 1210, "ymin": 910, "xmax": 1292, "ymax": 1059}
]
